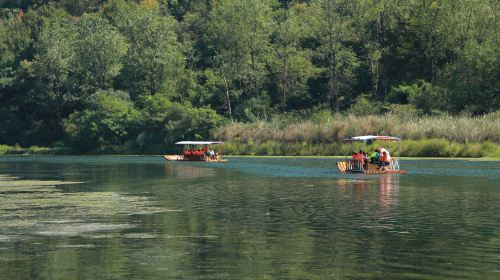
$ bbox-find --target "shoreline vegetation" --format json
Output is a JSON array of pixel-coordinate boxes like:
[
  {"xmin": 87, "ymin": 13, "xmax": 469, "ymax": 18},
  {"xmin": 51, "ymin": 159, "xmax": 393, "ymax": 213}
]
[
  {"xmin": 0, "ymin": 141, "xmax": 498, "ymax": 159},
  {"xmin": 1, "ymin": 2, "xmax": 499, "ymax": 155},
  {"xmin": 214, "ymin": 113, "xmax": 500, "ymax": 158},
  {"xmin": 0, "ymin": 0, "xmax": 500, "ymax": 154},
  {"xmin": 2, "ymin": 114, "xmax": 499, "ymax": 158},
  {"xmin": 218, "ymin": 140, "xmax": 499, "ymax": 158}
]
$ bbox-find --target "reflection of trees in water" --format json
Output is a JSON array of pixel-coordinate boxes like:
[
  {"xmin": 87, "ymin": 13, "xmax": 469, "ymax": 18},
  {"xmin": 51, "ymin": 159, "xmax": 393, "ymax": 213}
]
[
  {"xmin": 177, "ymin": 175, "xmax": 405, "ymax": 279},
  {"xmin": 163, "ymin": 163, "xmax": 216, "ymax": 178}
]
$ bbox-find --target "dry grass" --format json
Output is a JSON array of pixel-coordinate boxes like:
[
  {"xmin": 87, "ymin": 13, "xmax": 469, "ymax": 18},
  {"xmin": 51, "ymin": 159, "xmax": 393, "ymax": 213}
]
[
  {"xmin": 214, "ymin": 113, "xmax": 500, "ymax": 157},
  {"xmin": 215, "ymin": 113, "xmax": 500, "ymax": 144}
]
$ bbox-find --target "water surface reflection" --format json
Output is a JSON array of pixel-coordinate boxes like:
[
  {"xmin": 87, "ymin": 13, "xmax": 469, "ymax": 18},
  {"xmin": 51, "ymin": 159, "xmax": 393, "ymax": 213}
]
[
  {"xmin": 0, "ymin": 156, "xmax": 499, "ymax": 279},
  {"xmin": 163, "ymin": 162, "xmax": 217, "ymax": 179}
]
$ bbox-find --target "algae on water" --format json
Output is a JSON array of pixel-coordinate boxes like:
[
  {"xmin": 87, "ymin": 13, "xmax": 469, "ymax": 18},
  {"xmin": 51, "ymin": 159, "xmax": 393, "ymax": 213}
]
[{"xmin": 0, "ymin": 175, "xmax": 170, "ymax": 238}]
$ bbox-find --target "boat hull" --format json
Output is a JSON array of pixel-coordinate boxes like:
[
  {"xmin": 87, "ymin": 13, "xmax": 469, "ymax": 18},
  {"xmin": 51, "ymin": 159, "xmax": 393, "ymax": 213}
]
[{"xmin": 163, "ymin": 155, "xmax": 227, "ymax": 162}]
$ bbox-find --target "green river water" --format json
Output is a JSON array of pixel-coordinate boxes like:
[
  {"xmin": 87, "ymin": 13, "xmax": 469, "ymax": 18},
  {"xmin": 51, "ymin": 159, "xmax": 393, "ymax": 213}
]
[{"xmin": 0, "ymin": 156, "xmax": 499, "ymax": 279}]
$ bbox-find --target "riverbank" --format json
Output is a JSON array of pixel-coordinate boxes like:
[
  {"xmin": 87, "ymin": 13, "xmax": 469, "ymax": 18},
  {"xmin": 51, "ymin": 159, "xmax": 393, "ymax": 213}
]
[
  {"xmin": 0, "ymin": 144, "xmax": 71, "ymax": 155},
  {"xmin": 1, "ymin": 140, "xmax": 499, "ymax": 158},
  {"xmin": 218, "ymin": 139, "xmax": 500, "ymax": 158}
]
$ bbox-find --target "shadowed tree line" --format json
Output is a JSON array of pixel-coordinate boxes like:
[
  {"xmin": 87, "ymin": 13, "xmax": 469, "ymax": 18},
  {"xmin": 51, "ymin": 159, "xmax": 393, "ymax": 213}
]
[{"xmin": 0, "ymin": 0, "xmax": 499, "ymax": 153}]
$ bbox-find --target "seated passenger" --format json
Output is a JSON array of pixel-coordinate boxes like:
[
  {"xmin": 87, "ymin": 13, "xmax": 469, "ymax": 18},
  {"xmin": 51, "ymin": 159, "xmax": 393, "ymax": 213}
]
[
  {"xmin": 378, "ymin": 146, "xmax": 390, "ymax": 157},
  {"xmin": 379, "ymin": 151, "xmax": 391, "ymax": 170},
  {"xmin": 379, "ymin": 147, "xmax": 391, "ymax": 161},
  {"xmin": 359, "ymin": 150, "xmax": 368, "ymax": 164},
  {"xmin": 370, "ymin": 150, "xmax": 379, "ymax": 164}
]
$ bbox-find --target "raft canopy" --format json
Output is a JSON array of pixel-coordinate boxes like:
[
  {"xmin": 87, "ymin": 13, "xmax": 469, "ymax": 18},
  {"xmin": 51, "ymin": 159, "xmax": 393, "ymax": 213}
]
[
  {"xmin": 175, "ymin": 141, "xmax": 224, "ymax": 145},
  {"xmin": 344, "ymin": 135, "xmax": 401, "ymax": 142}
]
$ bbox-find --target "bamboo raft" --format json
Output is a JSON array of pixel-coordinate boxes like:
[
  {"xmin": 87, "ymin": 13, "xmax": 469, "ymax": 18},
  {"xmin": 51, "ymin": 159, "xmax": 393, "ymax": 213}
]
[
  {"xmin": 337, "ymin": 135, "xmax": 407, "ymax": 175},
  {"xmin": 163, "ymin": 140, "xmax": 228, "ymax": 162},
  {"xmin": 163, "ymin": 155, "xmax": 227, "ymax": 162},
  {"xmin": 336, "ymin": 160, "xmax": 407, "ymax": 174}
]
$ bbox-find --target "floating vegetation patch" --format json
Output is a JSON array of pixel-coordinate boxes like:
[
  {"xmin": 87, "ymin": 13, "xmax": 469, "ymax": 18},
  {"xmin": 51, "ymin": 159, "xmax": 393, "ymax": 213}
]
[
  {"xmin": 123, "ymin": 233, "xmax": 159, "ymax": 239},
  {"xmin": 36, "ymin": 223, "xmax": 132, "ymax": 237},
  {"xmin": 55, "ymin": 244, "xmax": 96, "ymax": 248},
  {"xmin": 0, "ymin": 235, "xmax": 24, "ymax": 242},
  {"xmin": 0, "ymin": 175, "xmax": 172, "ymax": 238},
  {"xmin": 164, "ymin": 234, "xmax": 217, "ymax": 239}
]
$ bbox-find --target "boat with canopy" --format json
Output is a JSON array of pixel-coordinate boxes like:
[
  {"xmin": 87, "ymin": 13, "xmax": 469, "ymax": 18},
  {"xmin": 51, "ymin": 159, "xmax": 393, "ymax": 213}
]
[
  {"xmin": 336, "ymin": 135, "xmax": 406, "ymax": 174},
  {"xmin": 163, "ymin": 141, "xmax": 227, "ymax": 162}
]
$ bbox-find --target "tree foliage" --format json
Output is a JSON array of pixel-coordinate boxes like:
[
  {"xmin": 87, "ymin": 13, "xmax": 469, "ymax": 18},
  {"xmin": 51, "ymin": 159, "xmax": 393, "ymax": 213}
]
[{"xmin": 0, "ymin": 0, "xmax": 498, "ymax": 153}]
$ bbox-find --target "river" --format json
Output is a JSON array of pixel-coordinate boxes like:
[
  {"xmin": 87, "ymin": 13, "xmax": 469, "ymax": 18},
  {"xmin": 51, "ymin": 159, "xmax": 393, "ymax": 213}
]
[{"xmin": 0, "ymin": 156, "xmax": 499, "ymax": 279}]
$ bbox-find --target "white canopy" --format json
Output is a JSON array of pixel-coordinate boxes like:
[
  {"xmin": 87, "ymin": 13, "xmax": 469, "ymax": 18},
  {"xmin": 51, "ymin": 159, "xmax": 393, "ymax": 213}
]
[
  {"xmin": 175, "ymin": 141, "xmax": 224, "ymax": 145},
  {"xmin": 345, "ymin": 135, "xmax": 401, "ymax": 142}
]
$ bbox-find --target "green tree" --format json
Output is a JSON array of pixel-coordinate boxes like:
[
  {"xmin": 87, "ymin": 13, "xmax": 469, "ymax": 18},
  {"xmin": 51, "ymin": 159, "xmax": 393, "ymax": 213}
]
[
  {"xmin": 30, "ymin": 14, "xmax": 77, "ymax": 122},
  {"xmin": 135, "ymin": 95, "xmax": 224, "ymax": 153},
  {"xmin": 352, "ymin": 0, "xmax": 399, "ymax": 99},
  {"xmin": 308, "ymin": 0, "xmax": 360, "ymax": 113},
  {"xmin": 348, "ymin": 94, "xmax": 383, "ymax": 116},
  {"xmin": 159, "ymin": 0, "xmax": 207, "ymax": 19},
  {"xmin": 63, "ymin": 89, "xmax": 139, "ymax": 152},
  {"xmin": 443, "ymin": 40, "xmax": 500, "ymax": 114},
  {"xmin": 437, "ymin": 0, "xmax": 500, "ymax": 114},
  {"xmin": 0, "ymin": 9, "xmax": 34, "ymax": 145},
  {"xmin": 388, "ymin": 80, "xmax": 444, "ymax": 114},
  {"xmin": 270, "ymin": 1, "xmax": 316, "ymax": 111},
  {"xmin": 400, "ymin": 0, "xmax": 452, "ymax": 84},
  {"xmin": 0, "ymin": 19, "xmax": 15, "ymax": 89},
  {"xmin": 0, "ymin": 9, "xmax": 30, "ymax": 89},
  {"xmin": 73, "ymin": 13, "xmax": 128, "ymax": 95},
  {"xmin": 105, "ymin": 0, "xmax": 185, "ymax": 99},
  {"xmin": 207, "ymin": 0, "xmax": 274, "ymax": 119}
]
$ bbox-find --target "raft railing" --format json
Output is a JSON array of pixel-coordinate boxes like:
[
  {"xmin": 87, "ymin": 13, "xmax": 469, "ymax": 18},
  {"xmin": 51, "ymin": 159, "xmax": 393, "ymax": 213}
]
[
  {"xmin": 346, "ymin": 159, "xmax": 364, "ymax": 172},
  {"xmin": 390, "ymin": 158, "xmax": 400, "ymax": 170}
]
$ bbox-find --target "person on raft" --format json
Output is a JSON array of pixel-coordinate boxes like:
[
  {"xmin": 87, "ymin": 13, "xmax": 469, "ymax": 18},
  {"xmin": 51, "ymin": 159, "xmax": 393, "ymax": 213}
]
[{"xmin": 378, "ymin": 147, "xmax": 391, "ymax": 170}]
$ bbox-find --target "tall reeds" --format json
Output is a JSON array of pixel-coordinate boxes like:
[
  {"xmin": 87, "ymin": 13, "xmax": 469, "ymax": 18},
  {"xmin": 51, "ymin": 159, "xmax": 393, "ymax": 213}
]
[
  {"xmin": 215, "ymin": 113, "xmax": 500, "ymax": 144},
  {"xmin": 214, "ymin": 113, "xmax": 500, "ymax": 157}
]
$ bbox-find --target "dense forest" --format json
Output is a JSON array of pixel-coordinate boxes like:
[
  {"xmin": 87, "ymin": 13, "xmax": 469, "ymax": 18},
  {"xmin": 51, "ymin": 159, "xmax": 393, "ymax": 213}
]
[{"xmin": 1, "ymin": 0, "xmax": 499, "ymax": 153}]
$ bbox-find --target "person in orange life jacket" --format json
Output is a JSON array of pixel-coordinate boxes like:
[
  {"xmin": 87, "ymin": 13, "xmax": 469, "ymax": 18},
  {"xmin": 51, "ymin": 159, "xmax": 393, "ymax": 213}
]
[{"xmin": 352, "ymin": 151, "xmax": 363, "ymax": 161}]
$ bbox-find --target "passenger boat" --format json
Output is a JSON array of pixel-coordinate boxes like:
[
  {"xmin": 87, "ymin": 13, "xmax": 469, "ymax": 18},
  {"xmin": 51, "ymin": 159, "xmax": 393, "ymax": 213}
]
[
  {"xmin": 163, "ymin": 141, "xmax": 227, "ymax": 162},
  {"xmin": 336, "ymin": 135, "xmax": 407, "ymax": 174}
]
